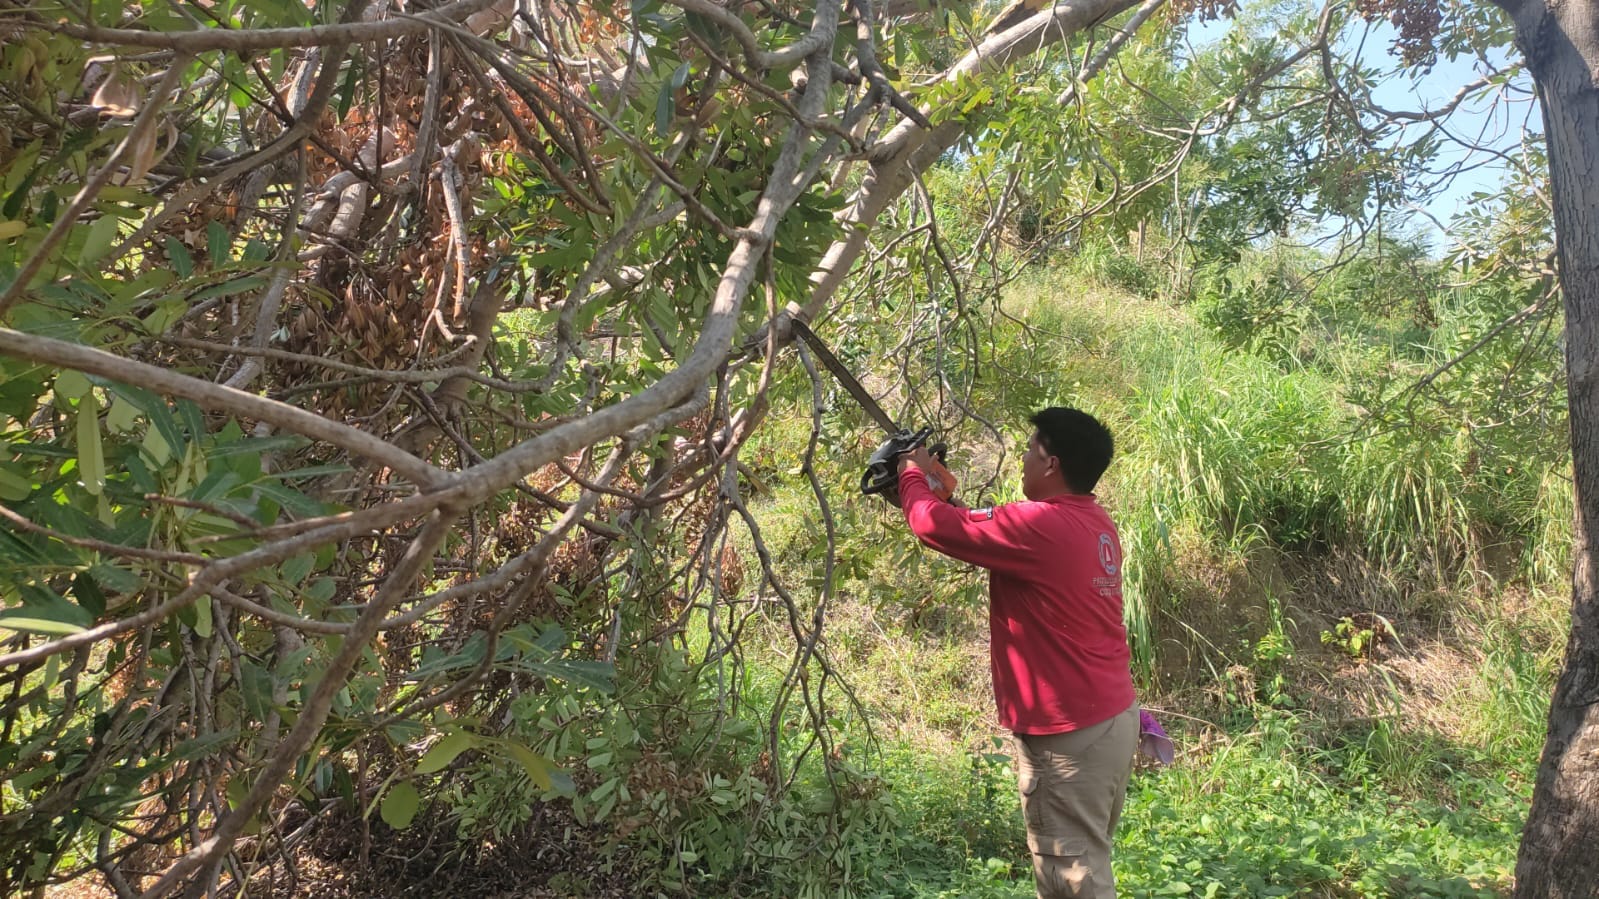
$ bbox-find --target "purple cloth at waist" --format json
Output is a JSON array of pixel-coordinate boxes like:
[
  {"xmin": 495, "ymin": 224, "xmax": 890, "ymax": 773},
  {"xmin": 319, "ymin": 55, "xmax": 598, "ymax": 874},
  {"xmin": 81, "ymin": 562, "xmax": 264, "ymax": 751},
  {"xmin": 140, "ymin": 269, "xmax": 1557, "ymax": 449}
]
[{"xmin": 1138, "ymin": 709, "xmax": 1174, "ymax": 765}]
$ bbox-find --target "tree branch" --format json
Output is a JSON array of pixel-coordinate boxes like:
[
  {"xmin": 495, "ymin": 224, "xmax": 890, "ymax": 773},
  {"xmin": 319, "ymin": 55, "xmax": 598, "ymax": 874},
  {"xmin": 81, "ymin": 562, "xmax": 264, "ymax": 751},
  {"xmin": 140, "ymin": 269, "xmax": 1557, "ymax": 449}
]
[
  {"xmin": 48, "ymin": 0, "xmax": 499, "ymax": 52},
  {"xmin": 0, "ymin": 329, "xmax": 447, "ymax": 488}
]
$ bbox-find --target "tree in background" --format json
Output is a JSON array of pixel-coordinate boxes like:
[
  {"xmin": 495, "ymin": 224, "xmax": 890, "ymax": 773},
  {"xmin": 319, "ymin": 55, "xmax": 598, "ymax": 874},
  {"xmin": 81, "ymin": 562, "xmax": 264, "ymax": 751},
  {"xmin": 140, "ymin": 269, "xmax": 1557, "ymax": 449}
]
[{"xmin": 1483, "ymin": 0, "xmax": 1599, "ymax": 893}]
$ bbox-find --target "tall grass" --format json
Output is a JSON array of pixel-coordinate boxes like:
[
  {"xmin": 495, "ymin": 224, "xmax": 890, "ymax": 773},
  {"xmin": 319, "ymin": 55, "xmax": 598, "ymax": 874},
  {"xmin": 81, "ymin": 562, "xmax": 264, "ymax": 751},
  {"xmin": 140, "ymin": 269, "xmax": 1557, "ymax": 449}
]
[{"xmin": 988, "ymin": 254, "xmax": 1572, "ymax": 673}]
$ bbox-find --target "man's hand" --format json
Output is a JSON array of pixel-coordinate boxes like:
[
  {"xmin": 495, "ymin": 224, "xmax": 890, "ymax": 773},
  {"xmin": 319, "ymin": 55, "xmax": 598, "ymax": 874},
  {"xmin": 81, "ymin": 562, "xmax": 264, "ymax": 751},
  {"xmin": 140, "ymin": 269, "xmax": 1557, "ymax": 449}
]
[{"xmin": 897, "ymin": 446, "xmax": 934, "ymax": 474}]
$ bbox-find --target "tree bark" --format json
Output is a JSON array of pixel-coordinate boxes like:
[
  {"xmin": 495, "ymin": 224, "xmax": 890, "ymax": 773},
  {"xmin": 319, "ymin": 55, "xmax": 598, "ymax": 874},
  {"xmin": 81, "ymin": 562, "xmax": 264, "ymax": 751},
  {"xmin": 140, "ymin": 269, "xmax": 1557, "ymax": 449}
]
[{"xmin": 1496, "ymin": 0, "xmax": 1599, "ymax": 895}]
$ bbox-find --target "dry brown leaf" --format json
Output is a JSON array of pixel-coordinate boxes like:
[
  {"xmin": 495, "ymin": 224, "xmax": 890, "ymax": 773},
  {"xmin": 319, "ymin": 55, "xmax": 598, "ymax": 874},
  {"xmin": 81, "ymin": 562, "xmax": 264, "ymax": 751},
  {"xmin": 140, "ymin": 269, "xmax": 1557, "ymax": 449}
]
[
  {"xmin": 91, "ymin": 66, "xmax": 141, "ymax": 116},
  {"xmin": 118, "ymin": 118, "xmax": 176, "ymax": 186}
]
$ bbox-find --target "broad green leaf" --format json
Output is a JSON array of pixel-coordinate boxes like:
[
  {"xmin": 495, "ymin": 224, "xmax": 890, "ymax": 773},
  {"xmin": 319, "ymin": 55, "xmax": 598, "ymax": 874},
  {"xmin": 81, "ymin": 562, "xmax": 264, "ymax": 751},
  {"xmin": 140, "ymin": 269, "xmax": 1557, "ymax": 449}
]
[
  {"xmin": 87, "ymin": 561, "xmax": 142, "ymax": 594},
  {"xmin": 282, "ymin": 553, "xmax": 315, "ymax": 584},
  {"xmin": 206, "ymin": 221, "xmax": 230, "ymax": 266},
  {"xmin": 266, "ymin": 463, "xmax": 352, "ymax": 480},
  {"xmin": 208, "ymin": 435, "xmax": 307, "ymax": 458},
  {"xmin": 192, "ymin": 596, "xmax": 212, "ymax": 638},
  {"xmin": 238, "ymin": 659, "xmax": 276, "ymax": 720},
  {"xmin": 252, "ymin": 482, "xmax": 326, "ymax": 518},
  {"xmin": 71, "ymin": 572, "xmax": 107, "ymax": 616},
  {"xmin": 99, "ymin": 398, "xmax": 142, "ymax": 439},
  {"xmin": 415, "ymin": 730, "xmax": 476, "ymax": 775},
  {"xmin": 76, "ymin": 393, "xmax": 105, "ymax": 496},
  {"xmin": 163, "ymin": 236, "xmax": 193, "ymax": 277},
  {"xmin": 226, "ymin": 777, "xmax": 249, "ymax": 811},
  {"xmin": 384, "ymin": 720, "xmax": 425, "ymax": 745},
  {"xmin": 78, "ymin": 214, "xmax": 120, "ymax": 264},
  {"xmin": 379, "ymin": 781, "xmax": 420, "ymax": 830},
  {"xmin": 140, "ymin": 299, "xmax": 186, "ymax": 336},
  {"xmin": 652, "ymin": 73, "xmax": 677, "ymax": 134},
  {"xmin": 54, "ymin": 370, "xmax": 91, "ymax": 400},
  {"xmin": 304, "ymin": 578, "xmax": 336, "ymax": 603},
  {"xmin": 0, "ymin": 220, "xmax": 25, "ymax": 239},
  {"xmin": 0, "ymin": 463, "xmax": 33, "ymax": 501},
  {"xmin": 499, "ymin": 740, "xmax": 553, "ymax": 790},
  {"xmin": 164, "ymin": 729, "xmax": 239, "ymax": 763},
  {"xmin": 0, "ymin": 615, "xmax": 87, "ymax": 637},
  {"xmin": 141, "ymin": 426, "xmax": 172, "ymax": 466}
]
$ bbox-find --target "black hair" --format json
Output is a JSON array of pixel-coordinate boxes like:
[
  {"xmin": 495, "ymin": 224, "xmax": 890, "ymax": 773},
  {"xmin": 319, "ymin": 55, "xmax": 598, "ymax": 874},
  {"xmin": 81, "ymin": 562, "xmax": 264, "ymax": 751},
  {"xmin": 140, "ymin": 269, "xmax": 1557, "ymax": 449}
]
[{"xmin": 1030, "ymin": 407, "xmax": 1114, "ymax": 494}]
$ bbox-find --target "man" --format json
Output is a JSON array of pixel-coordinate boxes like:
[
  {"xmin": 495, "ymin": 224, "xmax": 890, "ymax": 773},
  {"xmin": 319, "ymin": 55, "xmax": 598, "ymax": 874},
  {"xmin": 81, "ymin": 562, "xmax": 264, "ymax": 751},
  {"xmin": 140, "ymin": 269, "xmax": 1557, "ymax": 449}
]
[{"xmin": 896, "ymin": 407, "xmax": 1138, "ymax": 899}]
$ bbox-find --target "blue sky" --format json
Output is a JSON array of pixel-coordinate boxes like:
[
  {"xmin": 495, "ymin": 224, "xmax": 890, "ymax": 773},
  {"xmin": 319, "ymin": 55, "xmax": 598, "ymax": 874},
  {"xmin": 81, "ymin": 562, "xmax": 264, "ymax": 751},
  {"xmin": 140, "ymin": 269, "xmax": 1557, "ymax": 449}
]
[
  {"xmin": 1192, "ymin": 11, "xmax": 1539, "ymax": 249},
  {"xmin": 1370, "ymin": 35, "xmax": 1539, "ymax": 229}
]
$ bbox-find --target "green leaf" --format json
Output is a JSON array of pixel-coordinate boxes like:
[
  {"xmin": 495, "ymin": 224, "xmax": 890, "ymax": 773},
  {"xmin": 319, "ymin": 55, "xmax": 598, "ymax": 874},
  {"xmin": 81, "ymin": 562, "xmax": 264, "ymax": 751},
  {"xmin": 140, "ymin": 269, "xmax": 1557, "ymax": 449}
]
[
  {"xmin": 76, "ymin": 393, "xmax": 105, "ymax": 496},
  {"xmin": 2, "ymin": 160, "xmax": 39, "ymax": 218},
  {"xmin": 379, "ymin": 781, "xmax": 420, "ymax": 829},
  {"xmin": 282, "ymin": 553, "xmax": 314, "ymax": 585},
  {"xmin": 336, "ymin": 56, "xmax": 361, "ymax": 120},
  {"xmin": 176, "ymin": 400, "xmax": 205, "ymax": 444},
  {"xmin": 654, "ymin": 62, "xmax": 688, "ymax": 137},
  {"xmin": 192, "ymin": 595, "xmax": 212, "ymax": 638},
  {"xmin": 0, "ymin": 615, "xmax": 87, "ymax": 637},
  {"xmin": 71, "ymin": 572, "xmax": 107, "ymax": 616},
  {"xmin": 0, "ymin": 463, "xmax": 33, "ymax": 501},
  {"xmin": 415, "ymin": 730, "xmax": 476, "ymax": 774},
  {"xmin": 88, "ymin": 561, "xmax": 142, "ymax": 594},
  {"xmin": 267, "ymin": 462, "xmax": 352, "ymax": 480},
  {"xmin": 141, "ymin": 426, "xmax": 172, "ymax": 466},
  {"xmin": 141, "ymin": 299, "xmax": 186, "ymax": 337},
  {"xmin": 239, "ymin": 659, "xmax": 276, "ymax": 720},
  {"xmin": 304, "ymin": 577, "xmax": 336, "ymax": 603},
  {"xmin": 78, "ymin": 214, "xmax": 120, "ymax": 264},
  {"xmin": 189, "ymin": 274, "xmax": 268, "ymax": 304},
  {"xmin": 384, "ymin": 720, "xmax": 425, "ymax": 745},
  {"xmin": 207, "ymin": 221, "xmax": 230, "ymax": 267},
  {"xmin": 164, "ymin": 236, "xmax": 193, "ymax": 277},
  {"xmin": 209, "ymin": 435, "xmax": 307, "ymax": 458},
  {"xmin": 54, "ymin": 370, "xmax": 91, "ymax": 401},
  {"xmin": 166, "ymin": 730, "xmax": 239, "ymax": 763},
  {"xmin": 226, "ymin": 776, "xmax": 249, "ymax": 812},
  {"xmin": 252, "ymin": 482, "xmax": 326, "ymax": 518},
  {"xmin": 114, "ymin": 385, "xmax": 185, "ymax": 459},
  {"xmin": 499, "ymin": 740, "xmax": 553, "ymax": 790},
  {"xmin": 104, "ymin": 397, "xmax": 139, "ymax": 434}
]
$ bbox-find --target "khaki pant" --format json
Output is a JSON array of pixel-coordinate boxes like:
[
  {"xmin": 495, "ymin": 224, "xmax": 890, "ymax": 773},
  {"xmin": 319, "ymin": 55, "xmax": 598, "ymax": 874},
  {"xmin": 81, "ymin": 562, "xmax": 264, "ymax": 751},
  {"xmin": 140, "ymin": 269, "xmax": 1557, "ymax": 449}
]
[{"xmin": 1013, "ymin": 704, "xmax": 1139, "ymax": 899}]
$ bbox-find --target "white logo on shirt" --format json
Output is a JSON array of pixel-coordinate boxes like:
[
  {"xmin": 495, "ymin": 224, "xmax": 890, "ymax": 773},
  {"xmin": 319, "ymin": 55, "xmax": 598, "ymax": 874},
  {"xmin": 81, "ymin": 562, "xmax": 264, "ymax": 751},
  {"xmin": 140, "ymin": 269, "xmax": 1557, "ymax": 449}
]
[{"xmin": 1098, "ymin": 533, "xmax": 1120, "ymax": 575}]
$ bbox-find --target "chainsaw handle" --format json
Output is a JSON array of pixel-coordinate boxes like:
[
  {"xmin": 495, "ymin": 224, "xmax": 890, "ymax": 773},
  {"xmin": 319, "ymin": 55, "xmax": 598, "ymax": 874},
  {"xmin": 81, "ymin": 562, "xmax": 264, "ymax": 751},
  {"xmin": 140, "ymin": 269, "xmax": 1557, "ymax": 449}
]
[{"xmin": 861, "ymin": 427, "xmax": 957, "ymax": 504}]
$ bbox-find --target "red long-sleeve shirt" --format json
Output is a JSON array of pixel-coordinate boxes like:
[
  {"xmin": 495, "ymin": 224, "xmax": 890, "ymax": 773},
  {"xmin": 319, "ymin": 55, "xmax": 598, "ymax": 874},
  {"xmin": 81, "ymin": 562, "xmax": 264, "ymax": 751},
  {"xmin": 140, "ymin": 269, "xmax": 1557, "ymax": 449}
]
[{"xmin": 900, "ymin": 467, "xmax": 1136, "ymax": 735}]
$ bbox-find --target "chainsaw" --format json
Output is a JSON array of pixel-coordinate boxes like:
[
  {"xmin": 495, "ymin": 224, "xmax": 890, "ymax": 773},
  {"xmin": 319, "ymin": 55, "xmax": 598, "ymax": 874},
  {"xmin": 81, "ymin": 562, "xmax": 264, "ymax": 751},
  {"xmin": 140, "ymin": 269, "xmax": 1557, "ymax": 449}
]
[{"xmin": 790, "ymin": 319, "xmax": 957, "ymax": 506}]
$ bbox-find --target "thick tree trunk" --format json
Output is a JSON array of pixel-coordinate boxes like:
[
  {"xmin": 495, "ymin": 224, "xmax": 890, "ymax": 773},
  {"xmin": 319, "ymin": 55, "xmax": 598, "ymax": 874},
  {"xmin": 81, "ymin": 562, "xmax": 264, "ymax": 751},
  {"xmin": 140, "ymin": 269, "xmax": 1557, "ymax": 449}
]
[{"xmin": 1499, "ymin": 0, "xmax": 1599, "ymax": 895}]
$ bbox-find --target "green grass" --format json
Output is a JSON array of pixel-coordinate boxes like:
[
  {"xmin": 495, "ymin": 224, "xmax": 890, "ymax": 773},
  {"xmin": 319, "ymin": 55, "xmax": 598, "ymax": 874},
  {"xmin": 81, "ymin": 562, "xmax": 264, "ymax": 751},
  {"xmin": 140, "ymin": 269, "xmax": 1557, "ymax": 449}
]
[{"xmin": 876, "ymin": 703, "xmax": 1533, "ymax": 899}]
